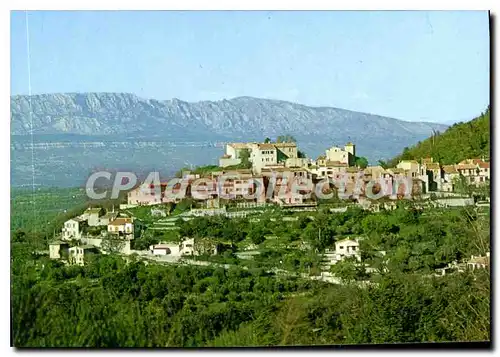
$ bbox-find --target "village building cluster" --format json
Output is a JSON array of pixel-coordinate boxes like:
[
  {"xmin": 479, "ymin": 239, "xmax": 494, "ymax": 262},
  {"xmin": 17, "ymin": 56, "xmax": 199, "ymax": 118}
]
[
  {"xmin": 48, "ymin": 139, "xmax": 490, "ymax": 268},
  {"xmin": 126, "ymin": 140, "xmax": 490, "ymax": 208},
  {"xmin": 49, "ymin": 206, "xmax": 136, "ymax": 265}
]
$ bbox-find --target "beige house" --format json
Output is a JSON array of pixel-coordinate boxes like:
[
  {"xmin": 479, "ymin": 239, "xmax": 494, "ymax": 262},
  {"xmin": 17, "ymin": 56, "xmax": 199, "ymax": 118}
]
[
  {"xmin": 220, "ymin": 141, "xmax": 302, "ymax": 174},
  {"xmin": 99, "ymin": 211, "xmax": 118, "ymax": 226},
  {"xmin": 467, "ymin": 253, "xmax": 490, "ymax": 270},
  {"xmin": 274, "ymin": 142, "xmax": 298, "ymax": 159},
  {"xmin": 455, "ymin": 162, "xmax": 477, "ymax": 182},
  {"xmin": 316, "ymin": 155, "xmax": 327, "ymax": 167},
  {"xmin": 309, "ymin": 161, "xmax": 348, "ymax": 179},
  {"xmin": 477, "ymin": 161, "xmax": 490, "ymax": 181},
  {"xmin": 363, "ymin": 165, "xmax": 386, "ymax": 179},
  {"xmin": 285, "ymin": 157, "xmax": 309, "ymax": 168},
  {"xmin": 107, "ymin": 217, "xmax": 134, "ymax": 237},
  {"xmin": 249, "ymin": 143, "xmax": 278, "ymax": 174},
  {"xmin": 442, "ymin": 165, "xmax": 459, "ymax": 192},
  {"xmin": 453, "ymin": 159, "xmax": 490, "ymax": 187},
  {"xmin": 212, "ymin": 169, "xmax": 266, "ymax": 203},
  {"xmin": 396, "ymin": 160, "xmax": 420, "ymax": 178},
  {"xmin": 49, "ymin": 241, "xmax": 69, "ymax": 259},
  {"xmin": 325, "ymin": 143, "xmax": 355, "ymax": 167},
  {"xmin": 219, "ymin": 143, "xmax": 250, "ymax": 167}
]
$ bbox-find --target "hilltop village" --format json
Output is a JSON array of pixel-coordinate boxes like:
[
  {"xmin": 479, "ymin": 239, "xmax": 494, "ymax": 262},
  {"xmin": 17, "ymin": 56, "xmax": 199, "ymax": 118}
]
[
  {"xmin": 47, "ymin": 138, "xmax": 490, "ymax": 281},
  {"xmin": 127, "ymin": 139, "xmax": 490, "ymax": 206}
]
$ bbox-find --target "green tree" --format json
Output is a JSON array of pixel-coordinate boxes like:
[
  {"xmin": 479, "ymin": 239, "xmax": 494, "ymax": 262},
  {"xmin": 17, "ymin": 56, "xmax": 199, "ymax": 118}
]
[
  {"xmin": 355, "ymin": 156, "xmax": 369, "ymax": 169},
  {"xmin": 239, "ymin": 148, "xmax": 251, "ymax": 168},
  {"xmin": 276, "ymin": 135, "xmax": 296, "ymax": 143},
  {"xmin": 101, "ymin": 237, "xmax": 126, "ymax": 254},
  {"xmin": 330, "ymin": 257, "xmax": 367, "ymax": 282}
]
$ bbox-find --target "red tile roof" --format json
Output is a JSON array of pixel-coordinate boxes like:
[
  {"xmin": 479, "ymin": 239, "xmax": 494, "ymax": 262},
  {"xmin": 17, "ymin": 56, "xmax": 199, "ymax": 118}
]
[{"xmin": 109, "ymin": 217, "xmax": 132, "ymax": 226}]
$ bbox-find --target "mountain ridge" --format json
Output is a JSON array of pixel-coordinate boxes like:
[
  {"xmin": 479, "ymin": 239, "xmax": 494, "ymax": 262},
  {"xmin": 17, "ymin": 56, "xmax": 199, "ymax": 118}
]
[
  {"xmin": 10, "ymin": 92, "xmax": 448, "ymax": 187},
  {"xmin": 11, "ymin": 92, "xmax": 446, "ymax": 138}
]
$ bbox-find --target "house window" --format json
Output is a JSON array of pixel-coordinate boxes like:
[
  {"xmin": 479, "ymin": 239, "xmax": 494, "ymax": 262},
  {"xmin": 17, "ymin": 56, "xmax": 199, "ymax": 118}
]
[{"xmin": 339, "ymin": 246, "xmax": 344, "ymax": 249}]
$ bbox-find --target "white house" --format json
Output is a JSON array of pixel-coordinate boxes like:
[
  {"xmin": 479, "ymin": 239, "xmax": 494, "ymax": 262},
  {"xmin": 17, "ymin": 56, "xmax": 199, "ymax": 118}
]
[
  {"xmin": 151, "ymin": 243, "xmax": 181, "ymax": 256},
  {"xmin": 82, "ymin": 207, "xmax": 104, "ymax": 226},
  {"xmin": 62, "ymin": 217, "xmax": 87, "ymax": 240},
  {"xmin": 334, "ymin": 238, "xmax": 361, "ymax": 262}
]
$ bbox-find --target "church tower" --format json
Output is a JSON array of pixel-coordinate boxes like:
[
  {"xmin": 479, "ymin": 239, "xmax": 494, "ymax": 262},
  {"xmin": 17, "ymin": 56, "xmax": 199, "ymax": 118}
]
[{"xmin": 344, "ymin": 142, "xmax": 356, "ymax": 166}]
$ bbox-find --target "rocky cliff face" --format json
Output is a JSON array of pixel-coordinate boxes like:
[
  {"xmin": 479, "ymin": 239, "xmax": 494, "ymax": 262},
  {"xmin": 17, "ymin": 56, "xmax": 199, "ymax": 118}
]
[{"xmin": 11, "ymin": 93, "xmax": 448, "ymax": 187}]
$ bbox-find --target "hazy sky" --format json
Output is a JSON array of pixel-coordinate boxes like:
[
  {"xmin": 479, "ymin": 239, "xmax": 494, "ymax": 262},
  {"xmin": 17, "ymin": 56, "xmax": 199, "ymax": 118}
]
[{"xmin": 11, "ymin": 10, "xmax": 489, "ymax": 123}]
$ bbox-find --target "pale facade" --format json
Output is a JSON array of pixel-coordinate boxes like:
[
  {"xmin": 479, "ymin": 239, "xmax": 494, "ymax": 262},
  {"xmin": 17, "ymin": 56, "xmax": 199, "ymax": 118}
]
[
  {"xmin": 274, "ymin": 142, "xmax": 298, "ymax": 159},
  {"xmin": 49, "ymin": 241, "xmax": 69, "ymax": 259},
  {"xmin": 285, "ymin": 157, "xmax": 309, "ymax": 168},
  {"xmin": 128, "ymin": 183, "xmax": 168, "ymax": 206},
  {"xmin": 82, "ymin": 207, "xmax": 103, "ymax": 226},
  {"xmin": 62, "ymin": 218, "xmax": 86, "ymax": 240},
  {"xmin": 107, "ymin": 217, "xmax": 134, "ymax": 237},
  {"xmin": 99, "ymin": 212, "xmax": 118, "ymax": 225},
  {"xmin": 151, "ymin": 243, "xmax": 181, "ymax": 256},
  {"xmin": 396, "ymin": 160, "xmax": 420, "ymax": 178},
  {"xmin": 325, "ymin": 146, "xmax": 350, "ymax": 166},
  {"xmin": 221, "ymin": 141, "xmax": 303, "ymax": 173},
  {"xmin": 467, "ymin": 253, "xmax": 490, "ymax": 270},
  {"xmin": 249, "ymin": 143, "xmax": 278, "ymax": 174},
  {"xmin": 180, "ymin": 238, "xmax": 196, "ymax": 256},
  {"xmin": 219, "ymin": 143, "xmax": 249, "ymax": 167},
  {"xmin": 363, "ymin": 165, "xmax": 386, "ymax": 179},
  {"xmin": 334, "ymin": 239, "xmax": 361, "ymax": 262},
  {"xmin": 311, "ymin": 162, "xmax": 348, "ymax": 179},
  {"xmin": 442, "ymin": 165, "xmax": 459, "ymax": 192},
  {"xmin": 68, "ymin": 245, "xmax": 98, "ymax": 266}
]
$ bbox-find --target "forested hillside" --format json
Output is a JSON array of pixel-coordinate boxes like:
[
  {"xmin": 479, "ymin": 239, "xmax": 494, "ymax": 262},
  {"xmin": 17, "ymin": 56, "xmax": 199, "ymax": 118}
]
[
  {"xmin": 387, "ymin": 107, "xmax": 490, "ymax": 167},
  {"xmin": 12, "ymin": 204, "xmax": 490, "ymax": 347}
]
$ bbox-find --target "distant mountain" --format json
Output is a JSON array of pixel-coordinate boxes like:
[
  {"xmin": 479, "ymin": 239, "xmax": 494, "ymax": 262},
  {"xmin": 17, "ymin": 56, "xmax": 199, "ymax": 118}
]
[
  {"xmin": 387, "ymin": 107, "xmax": 490, "ymax": 167},
  {"xmin": 10, "ymin": 93, "xmax": 448, "ymax": 187}
]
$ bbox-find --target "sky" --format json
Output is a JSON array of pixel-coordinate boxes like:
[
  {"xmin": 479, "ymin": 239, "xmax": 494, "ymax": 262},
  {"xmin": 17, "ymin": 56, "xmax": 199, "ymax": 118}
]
[{"xmin": 10, "ymin": 10, "xmax": 489, "ymax": 124}]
